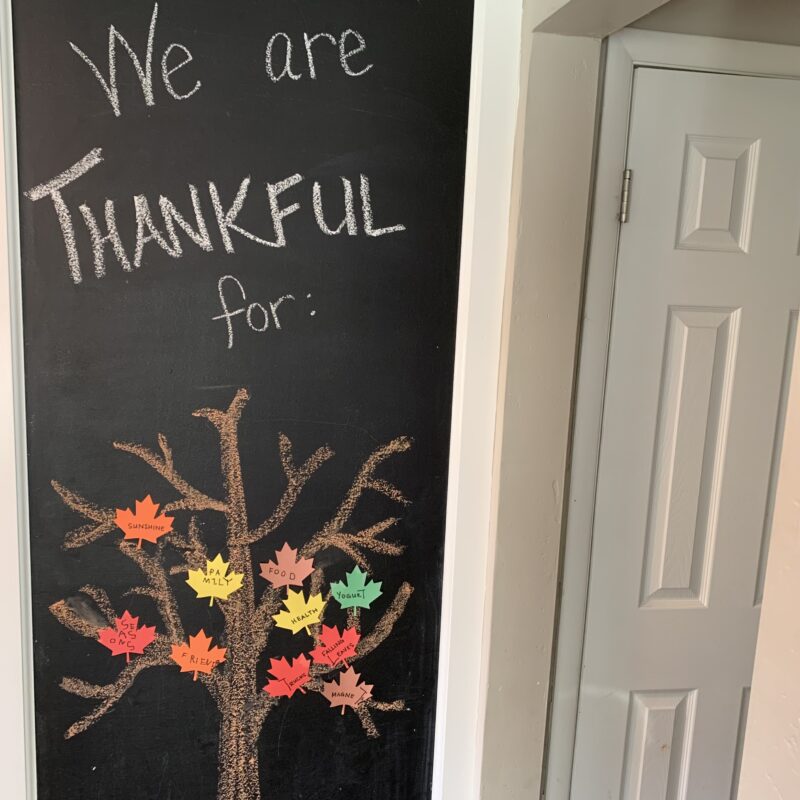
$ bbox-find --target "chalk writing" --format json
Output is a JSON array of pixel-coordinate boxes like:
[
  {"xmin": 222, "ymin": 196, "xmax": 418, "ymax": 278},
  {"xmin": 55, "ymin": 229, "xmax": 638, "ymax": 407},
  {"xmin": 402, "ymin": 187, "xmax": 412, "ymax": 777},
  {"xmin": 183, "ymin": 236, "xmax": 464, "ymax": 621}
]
[
  {"xmin": 25, "ymin": 151, "xmax": 406, "ymax": 284},
  {"xmin": 70, "ymin": 4, "xmax": 200, "ymax": 117},
  {"xmin": 212, "ymin": 275, "xmax": 299, "ymax": 349},
  {"xmin": 266, "ymin": 28, "xmax": 373, "ymax": 82}
]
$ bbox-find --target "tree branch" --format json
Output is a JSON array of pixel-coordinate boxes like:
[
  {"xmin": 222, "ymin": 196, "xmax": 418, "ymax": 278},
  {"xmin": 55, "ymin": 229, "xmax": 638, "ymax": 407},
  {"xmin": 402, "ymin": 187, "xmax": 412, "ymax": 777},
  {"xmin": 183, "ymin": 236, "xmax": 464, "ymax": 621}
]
[
  {"xmin": 60, "ymin": 639, "xmax": 173, "ymax": 739},
  {"xmin": 52, "ymin": 474, "xmax": 196, "ymax": 643},
  {"xmin": 300, "ymin": 437, "xmax": 411, "ymax": 567},
  {"xmin": 118, "ymin": 538, "xmax": 185, "ymax": 641},
  {"xmin": 49, "ymin": 585, "xmax": 114, "ymax": 639},
  {"xmin": 307, "ymin": 583, "xmax": 413, "ymax": 682},
  {"xmin": 113, "ymin": 436, "xmax": 226, "ymax": 514},
  {"xmin": 355, "ymin": 698, "xmax": 406, "ymax": 738},
  {"xmin": 165, "ymin": 516, "xmax": 209, "ymax": 576},
  {"xmin": 353, "ymin": 582, "xmax": 413, "ymax": 660},
  {"xmin": 242, "ymin": 434, "xmax": 333, "ymax": 546},
  {"xmin": 51, "ymin": 481, "xmax": 116, "ymax": 549}
]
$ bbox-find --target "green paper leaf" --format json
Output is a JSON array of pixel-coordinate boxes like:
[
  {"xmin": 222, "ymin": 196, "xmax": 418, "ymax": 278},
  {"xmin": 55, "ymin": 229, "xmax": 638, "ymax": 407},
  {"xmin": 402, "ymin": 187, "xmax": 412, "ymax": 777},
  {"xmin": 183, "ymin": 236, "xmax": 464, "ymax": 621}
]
[{"xmin": 331, "ymin": 566, "xmax": 383, "ymax": 610}]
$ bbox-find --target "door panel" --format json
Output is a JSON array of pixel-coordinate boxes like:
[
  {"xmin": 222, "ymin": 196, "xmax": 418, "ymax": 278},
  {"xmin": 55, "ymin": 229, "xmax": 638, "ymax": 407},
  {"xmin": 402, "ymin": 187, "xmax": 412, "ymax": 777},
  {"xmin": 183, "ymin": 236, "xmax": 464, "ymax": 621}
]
[{"xmin": 571, "ymin": 67, "xmax": 800, "ymax": 799}]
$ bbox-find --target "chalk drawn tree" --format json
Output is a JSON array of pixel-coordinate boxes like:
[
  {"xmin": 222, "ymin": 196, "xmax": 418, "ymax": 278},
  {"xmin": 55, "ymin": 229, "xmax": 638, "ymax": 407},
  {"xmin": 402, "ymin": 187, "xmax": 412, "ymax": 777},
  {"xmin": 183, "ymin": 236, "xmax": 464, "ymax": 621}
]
[{"xmin": 49, "ymin": 389, "xmax": 413, "ymax": 799}]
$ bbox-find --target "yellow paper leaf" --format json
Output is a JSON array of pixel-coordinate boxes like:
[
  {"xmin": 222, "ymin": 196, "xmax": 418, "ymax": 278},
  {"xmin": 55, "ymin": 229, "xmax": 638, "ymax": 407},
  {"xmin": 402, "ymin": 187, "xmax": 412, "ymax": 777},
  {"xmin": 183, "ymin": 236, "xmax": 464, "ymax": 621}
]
[
  {"xmin": 186, "ymin": 553, "xmax": 244, "ymax": 607},
  {"xmin": 272, "ymin": 589, "xmax": 325, "ymax": 635}
]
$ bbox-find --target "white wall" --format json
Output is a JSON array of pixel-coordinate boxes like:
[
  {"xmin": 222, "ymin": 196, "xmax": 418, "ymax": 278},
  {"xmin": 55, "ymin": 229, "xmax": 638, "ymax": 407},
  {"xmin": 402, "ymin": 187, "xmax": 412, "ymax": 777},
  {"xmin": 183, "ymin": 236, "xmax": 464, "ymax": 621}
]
[{"xmin": 738, "ymin": 337, "xmax": 800, "ymax": 798}]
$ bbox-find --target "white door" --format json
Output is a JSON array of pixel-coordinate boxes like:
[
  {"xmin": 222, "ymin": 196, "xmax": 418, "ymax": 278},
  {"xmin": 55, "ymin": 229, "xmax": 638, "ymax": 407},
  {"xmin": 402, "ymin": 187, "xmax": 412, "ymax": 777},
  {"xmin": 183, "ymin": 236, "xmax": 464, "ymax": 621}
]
[{"xmin": 570, "ymin": 67, "xmax": 800, "ymax": 799}]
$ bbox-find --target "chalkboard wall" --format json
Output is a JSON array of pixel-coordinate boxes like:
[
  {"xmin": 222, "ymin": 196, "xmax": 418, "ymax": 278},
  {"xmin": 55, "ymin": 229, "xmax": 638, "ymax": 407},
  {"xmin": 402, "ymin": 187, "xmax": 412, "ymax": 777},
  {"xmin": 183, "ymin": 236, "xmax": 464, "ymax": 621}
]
[{"xmin": 8, "ymin": 1, "xmax": 474, "ymax": 798}]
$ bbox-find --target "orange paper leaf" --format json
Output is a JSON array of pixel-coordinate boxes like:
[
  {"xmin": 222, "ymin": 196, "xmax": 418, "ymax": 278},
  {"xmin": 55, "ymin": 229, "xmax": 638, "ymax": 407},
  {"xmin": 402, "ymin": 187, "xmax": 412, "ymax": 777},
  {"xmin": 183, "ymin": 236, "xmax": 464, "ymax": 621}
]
[
  {"xmin": 114, "ymin": 495, "xmax": 173, "ymax": 549},
  {"xmin": 259, "ymin": 543, "xmax": 315, "ymax": 589},
  {"xmin": 97, "ymin": 610, "xmax": 156, "ymax": 664},
  {"xmin": 310, "ymin": 625, "xmax": 360, "ymax": 669},
  {"xmin": 321, "ymin": 666, "xmax": 373, "ymax": 715},
  {"xmin": 263, "ymin": 655, "xmax": 311, "ymax": 698},
  {"xmin": 170, "ymin": 630, "xmax": 226, "ymax": 681}
]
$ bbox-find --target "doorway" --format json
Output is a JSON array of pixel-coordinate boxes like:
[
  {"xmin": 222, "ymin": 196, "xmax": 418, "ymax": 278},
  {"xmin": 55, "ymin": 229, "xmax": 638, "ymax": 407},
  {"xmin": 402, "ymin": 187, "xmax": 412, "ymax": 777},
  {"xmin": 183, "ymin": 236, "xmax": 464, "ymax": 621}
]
[{"xmin": 546, "ymin": 31, "xmax": 800, "ymax": 799}]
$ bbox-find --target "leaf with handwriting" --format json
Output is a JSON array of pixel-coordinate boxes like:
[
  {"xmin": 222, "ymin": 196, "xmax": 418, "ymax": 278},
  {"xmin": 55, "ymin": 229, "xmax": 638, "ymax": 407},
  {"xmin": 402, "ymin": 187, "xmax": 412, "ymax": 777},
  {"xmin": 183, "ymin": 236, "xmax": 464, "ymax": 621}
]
[
  {"xmin": 114, "ymin": 495, "xmax": 173, "ymax": 549},
  {"xmin": 321, "ymin": 666, "xmax": 373, "ymax": 715},
  {"xmin": 310, "ymin": 624, "xmax": 360, "ymax": 669},
  {"xmin": 186, "ymin": 554, "xmax": 244, "ymax": 606},
  {"xmin": 263, "ymin": 655, "xmax": 311, "ymax": 698},
  {"xmin": 170, "ymin": 630, "xmax": 226, "ymax": 681},
  {"xmin": 97, "ymin": 610, "xmax": 156, "ymax": 664},
  {"xmin": 272, "ymin": 589, "xmax": 325, "ymax": 635},
  {"xmin": 259, "ymin": 542, "xmax": 315, "ymax": 589},
  {"xmin": 331, "ymin": 566, "xmax": 382, "ymax": 610}
]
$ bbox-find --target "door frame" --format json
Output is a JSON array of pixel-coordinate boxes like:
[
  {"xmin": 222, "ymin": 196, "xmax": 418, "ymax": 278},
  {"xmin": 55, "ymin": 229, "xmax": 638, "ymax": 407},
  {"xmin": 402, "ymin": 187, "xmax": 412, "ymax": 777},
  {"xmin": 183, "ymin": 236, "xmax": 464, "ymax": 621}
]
[
  {"xmin": 545, "ymin": 28, "xmax": 800, "ymax": 799},
  {"xmin": 0, "ymin": 1, "xmax": 524, "ymax": 798}
]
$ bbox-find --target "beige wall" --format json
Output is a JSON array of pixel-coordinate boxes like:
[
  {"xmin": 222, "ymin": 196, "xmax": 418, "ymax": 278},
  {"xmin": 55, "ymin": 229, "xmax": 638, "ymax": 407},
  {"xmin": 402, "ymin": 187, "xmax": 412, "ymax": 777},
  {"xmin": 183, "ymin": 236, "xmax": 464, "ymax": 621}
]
[
  {"xmin": 738, "ymin": 338, "xmax": 800, "ymax": 797},
  {"xmin": 633, "ymin": 0, "xmax": 800, "ymax": 47},
  {"xmin": 480, "ymin": 32, "xmax": 602, "ymax": 799},
  {"xmin": 537, "ymin": 0, "xmax": 673, "ymax": 36}
]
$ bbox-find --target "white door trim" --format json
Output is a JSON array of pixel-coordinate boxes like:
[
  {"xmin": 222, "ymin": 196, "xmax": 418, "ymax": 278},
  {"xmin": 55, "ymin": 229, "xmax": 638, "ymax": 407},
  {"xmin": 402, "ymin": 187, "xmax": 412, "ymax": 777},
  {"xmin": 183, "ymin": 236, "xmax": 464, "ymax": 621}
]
[
  {"xmin": 0, "ymin": 7, "xmax": 31, "ymax": 797},
  {"xmin": 0, "ymin": 1, "xmax": 523, "ymax": 797},
  {"xmin": 545, "ymin": 28, "xmax": 800, "ymax": 800}
]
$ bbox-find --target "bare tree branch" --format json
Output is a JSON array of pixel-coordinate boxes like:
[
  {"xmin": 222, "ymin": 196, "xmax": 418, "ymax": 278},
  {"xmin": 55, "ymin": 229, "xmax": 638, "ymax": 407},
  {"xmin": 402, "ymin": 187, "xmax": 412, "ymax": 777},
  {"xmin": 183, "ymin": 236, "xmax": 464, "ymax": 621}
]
[
  {"xmin": 326, "ymin": 436, "xmax": 412, "ymax": 533},
  {"xmin": 355, "ymin": 699, "xmax": 406, "ymax": 738},
  {"xmin": 113, "ymin": 437, "xmax": 226, "ymax": 514},
  {"xmin": 49, "ymin": 590, "xmax": 111, "ymax": 638},
  {"xmin": 51, "ymin": 481, "xmax": 111, "ymax": 523},
  {"xmin": 118, "ymin": 538, "xmax": 185, "ymax": 641},
  {"xmin": 242, "ymin": 434, "xmax": 333, "ymax": 546},
  {"xmin": 78, "ymin": 585, "xmax": 117, "ymax": 622},
  {"xmin": 51, "ymin": 481, "xmax": 116, "ymax": 549},
  {"xmin": 356, "ymin": 583, "xmax": 413, "ymax": 658},
  {"xmin": 166, "ymin": 516, "xmax": 209, "ymax": 575},
  {"xmin": 305, "ymin": 583, "xmax": 413, "ymax": 683},
  {"xmin": 301, "ymin": 437, "xmax": 411, "ymax": 565},
  {"xmin": 60, "ymin": 639, "xmax": 173, "ymax": 739}
]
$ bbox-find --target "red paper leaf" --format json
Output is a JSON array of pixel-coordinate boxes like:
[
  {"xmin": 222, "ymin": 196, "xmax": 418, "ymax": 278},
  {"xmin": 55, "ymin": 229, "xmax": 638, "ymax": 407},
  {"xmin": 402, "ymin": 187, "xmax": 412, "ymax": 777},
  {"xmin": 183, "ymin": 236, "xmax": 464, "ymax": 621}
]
[
  {"xmin": 114, "ymin": 495, "xmax": 173, "ymax": 549},
  {"xmin": 259, "ymin": 542, "xmax": 315, "ymax": 589},
  {"xmin": 97, "ymin": 610, "xmax": 156, "ymax": 664},
  {"xmin": 321, "ymin": 666, "xmax": 373, "ymax": 715},
  {"xmin": 310, "ymin": 625, "xmax": 360, "ymax": 669},
  {"xmin": 263, "ymin": 655, "xmax": 311, "ymax": 698}
]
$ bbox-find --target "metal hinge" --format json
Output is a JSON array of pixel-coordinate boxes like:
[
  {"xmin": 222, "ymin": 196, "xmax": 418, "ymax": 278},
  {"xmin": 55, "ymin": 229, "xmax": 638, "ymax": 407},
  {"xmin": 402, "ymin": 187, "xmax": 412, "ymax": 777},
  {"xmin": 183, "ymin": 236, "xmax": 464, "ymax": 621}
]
[{"xmin": 619, "ymin": 168, "xmax": 632, "ymax": 223}]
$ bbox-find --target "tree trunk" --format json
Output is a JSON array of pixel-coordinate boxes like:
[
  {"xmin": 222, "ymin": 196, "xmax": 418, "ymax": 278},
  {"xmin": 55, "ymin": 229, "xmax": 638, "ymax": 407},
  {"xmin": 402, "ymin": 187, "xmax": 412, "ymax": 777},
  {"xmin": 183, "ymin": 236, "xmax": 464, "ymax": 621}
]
[
  {"xmin": 216, "ymin": 708, "xmax": 260, "ymax": 800},
  {"xmin": 211, "ymin": 391, "xmax": 263, "ymax": 799}
]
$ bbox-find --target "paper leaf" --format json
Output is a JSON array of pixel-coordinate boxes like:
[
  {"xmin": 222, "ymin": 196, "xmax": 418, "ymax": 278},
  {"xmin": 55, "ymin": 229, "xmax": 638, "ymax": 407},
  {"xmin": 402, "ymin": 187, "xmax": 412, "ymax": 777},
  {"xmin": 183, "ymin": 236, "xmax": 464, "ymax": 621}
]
[
  {"xmin": 97, "ymin": 610, "xmax": 156, "ymax": 664},
  {"xmin": 170, "ymin": 630, "xmax": 226, "ymax": 681},
  {"xmin": 331, "ymin": 566, "xmax": 382, "ymax": 610},
  {"xmin": 310, "ymin": 624, "xmax": 361, "ymax": 669},
  {"xmin": 263, "ymin": 655, "xmax": 311, "ymax": 698},
  {"xmin": 272, "ymin": 589, "xmax": 325, "ymax": 635},
  {"xmin": 321, "ymin": 666, "xmax": 373, "ymax": 715},
  {"xmin": 114, "ymin": 495, "xmax": 173, "ymax": 549},
  {"xmin": 259, "ymin": 542, "xmax": 315, "ymax": 589},
  {"xmin": 186, "ymin": 553, "xmax": 244, "ymax": 606}
]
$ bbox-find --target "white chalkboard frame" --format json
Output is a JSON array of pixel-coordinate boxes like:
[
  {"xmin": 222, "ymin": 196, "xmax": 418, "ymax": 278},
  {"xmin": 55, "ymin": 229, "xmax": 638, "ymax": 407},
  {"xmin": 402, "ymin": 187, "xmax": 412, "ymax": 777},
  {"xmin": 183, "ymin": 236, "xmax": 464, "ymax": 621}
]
[{"xmin": 0, "ymin": 1, "xmax": 524, "ymax": 798}]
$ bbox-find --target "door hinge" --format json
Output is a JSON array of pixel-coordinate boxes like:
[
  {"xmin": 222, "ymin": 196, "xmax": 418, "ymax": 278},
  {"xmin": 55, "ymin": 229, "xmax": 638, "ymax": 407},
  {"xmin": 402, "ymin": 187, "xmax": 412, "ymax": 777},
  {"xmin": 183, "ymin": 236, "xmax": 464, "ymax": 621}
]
[{"xmin": 619, "ymin": 168, "xmax": 632, "ymax": 223}]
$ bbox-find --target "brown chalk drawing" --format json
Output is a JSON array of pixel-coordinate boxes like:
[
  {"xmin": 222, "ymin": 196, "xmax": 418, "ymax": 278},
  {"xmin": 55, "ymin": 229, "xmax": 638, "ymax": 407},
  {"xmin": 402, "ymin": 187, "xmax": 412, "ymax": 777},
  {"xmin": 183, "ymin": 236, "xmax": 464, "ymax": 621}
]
[{"xmin": 49, "ymin": 388, "xmax": 414, "ymax": 799}]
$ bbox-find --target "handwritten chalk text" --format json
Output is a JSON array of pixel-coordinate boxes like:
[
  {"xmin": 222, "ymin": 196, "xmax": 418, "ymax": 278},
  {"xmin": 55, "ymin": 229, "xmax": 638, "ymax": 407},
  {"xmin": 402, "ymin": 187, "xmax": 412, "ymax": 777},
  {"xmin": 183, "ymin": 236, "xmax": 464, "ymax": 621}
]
[
  {"xmin": 70, "ymin": 4, "xmax": 201, "ymax": 117},
  {"xmin": 25, "ymin": 149, "xmax": 406, "ymax": 284}
]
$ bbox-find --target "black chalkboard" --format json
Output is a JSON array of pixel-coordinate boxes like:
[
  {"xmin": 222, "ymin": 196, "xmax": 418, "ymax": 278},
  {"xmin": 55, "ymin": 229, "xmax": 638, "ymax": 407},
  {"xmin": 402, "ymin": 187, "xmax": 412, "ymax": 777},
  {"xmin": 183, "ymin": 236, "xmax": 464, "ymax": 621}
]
[{"xmin": 7, "ymin": 1, "xmax": 474, "ymax": 798}]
